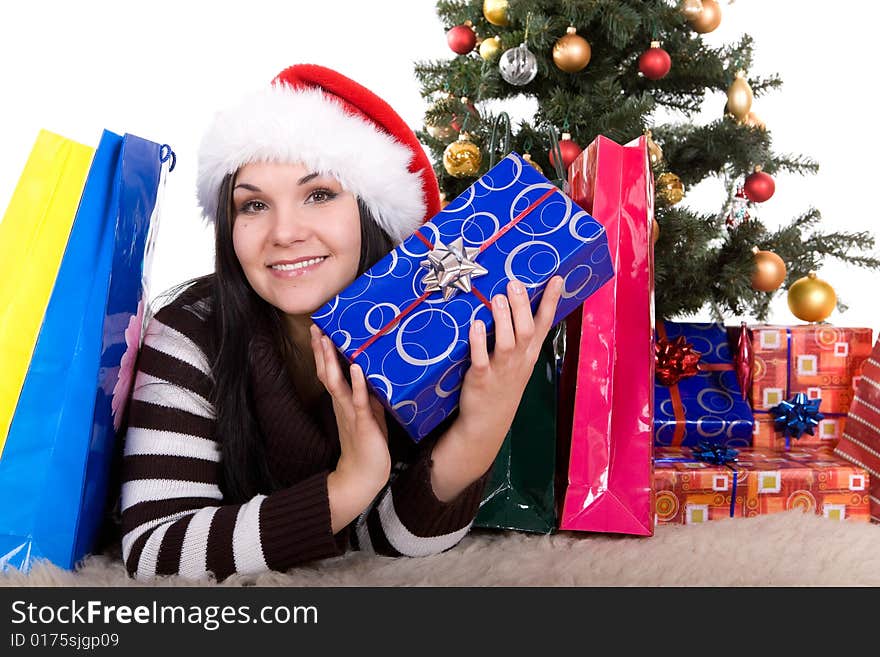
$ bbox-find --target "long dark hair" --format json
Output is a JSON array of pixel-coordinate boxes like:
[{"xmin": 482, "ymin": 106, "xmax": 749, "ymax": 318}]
[{"xmin": 162, "ymin": 174, "xmax": 394, "ymax": 503}]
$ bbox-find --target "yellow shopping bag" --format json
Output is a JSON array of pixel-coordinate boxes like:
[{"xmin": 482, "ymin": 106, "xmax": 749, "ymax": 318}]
[{"xmin": 0, "ymin": 130, "xmax": 94, "ymax": 454}]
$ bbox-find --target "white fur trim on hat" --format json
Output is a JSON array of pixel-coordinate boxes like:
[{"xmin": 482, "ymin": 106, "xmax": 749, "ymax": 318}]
[{"xmin": 197, "ymin": 85, "xmax": 426, "ymax": 244}]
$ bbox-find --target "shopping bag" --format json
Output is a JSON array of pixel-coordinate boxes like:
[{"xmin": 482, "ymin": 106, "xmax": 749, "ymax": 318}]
[
  {"xmin": 0, "ymin": 131, "xmax": 171, "ymax": 571},
  {"xmin": 556, "ymin": 135, "xmax": 655, "ymax": 536},
  {"xmin": 0, "ymin": 130, "xmax": 94, "ymax": 455},
  {"xmin": 474, "ymin": 330, "xmax": 561, "ymax": 533}
]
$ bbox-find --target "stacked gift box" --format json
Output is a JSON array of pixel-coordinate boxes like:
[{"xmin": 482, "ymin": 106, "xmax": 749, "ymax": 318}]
[{"xmin": 651, "ymin": 320, "xmax": 874, "ymax": 526}]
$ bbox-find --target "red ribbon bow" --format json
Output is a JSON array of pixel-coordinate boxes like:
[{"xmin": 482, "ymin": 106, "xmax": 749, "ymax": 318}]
[{"xmin": 655, "ymin": 335, "xmax": 701, "ymax": 386}]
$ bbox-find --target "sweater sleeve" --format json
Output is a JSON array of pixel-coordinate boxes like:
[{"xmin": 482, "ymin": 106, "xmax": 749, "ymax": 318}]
[
  {"xmin": 352, "ymin": 412, "xmax": 491, "ymax": 557},
  {"xmin": 120, "ymin": 306, "xmax": 346, "ymax": 582}
]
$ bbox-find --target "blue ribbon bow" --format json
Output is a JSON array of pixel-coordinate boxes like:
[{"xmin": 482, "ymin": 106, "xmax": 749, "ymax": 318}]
[
  {"xmin": 691, "ymin": 440, "xmax": 739, "ymax": 466},
  {"xmin": 770, "ymin": 392, "xmax": 824, "ymax": 449},
  {"xmin": 654, "ymin": 441, "xmax": 740, "ymax": 518}
]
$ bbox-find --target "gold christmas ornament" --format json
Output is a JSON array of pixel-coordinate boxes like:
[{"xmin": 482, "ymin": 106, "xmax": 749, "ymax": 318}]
[
  {"xmin": 425, "ymin": 99, "xmax": 456, "ymax": 141},
  {"xmin": 483, "ymin": 0, "xmax": 510, "ymax": 27},
  {"xmin": 656, "ymin": 172, "xmax": 685, "ymax": 205},
  {"xmin": 750, "ymin": 247, "xmax": 787, "ymax": 292},
  {"xmin": 680, "ymin": 0, "xmax": 703, "ymax": 20},
  {"xmin": 652, "ymin": 219, "xmax": 660, "ymax": 245},
  {"xmin": 645, "ymin": 130, "xmax": 663, "ymax": 167},
  {"xmin": 726, "ymin": 71, "xmax": 753, "ymax": 123},
  {"xmin": 523, "ymin": 153, "xmax": 543, "ymax": 174},
  {"xmin": 443, "ymin": 133, "xmax": 482, "ymax": 178},
  {"xmin": 689, "ymin": 0, "xmax": 722, "ymax": 33},
  {"xmin": 552, "ymin": 27, "xmax": 592, "ymax": 73},
  {"xmin": 787, "ymin": 271, "xmax": 837, "ymax": 323},
  {"xmin": 479, "ymin": 35, "xmax": 502, "ymax": 61}
]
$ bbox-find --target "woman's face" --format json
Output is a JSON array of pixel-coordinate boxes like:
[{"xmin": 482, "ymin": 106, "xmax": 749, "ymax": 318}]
[{"xmin": 231, "ymin": 161, "xmax": 361, "ymax": 317}]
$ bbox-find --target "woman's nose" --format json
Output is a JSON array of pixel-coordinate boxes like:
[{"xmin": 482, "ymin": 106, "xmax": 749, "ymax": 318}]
[{"xmin": 269, "ymin": 204, "xmax": 310, "ymax": 246}]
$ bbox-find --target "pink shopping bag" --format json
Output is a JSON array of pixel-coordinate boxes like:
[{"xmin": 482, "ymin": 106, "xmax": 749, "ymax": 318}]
[{"xmin": 556, "ymin": 135, "xmax": 655, "ymax": 535}]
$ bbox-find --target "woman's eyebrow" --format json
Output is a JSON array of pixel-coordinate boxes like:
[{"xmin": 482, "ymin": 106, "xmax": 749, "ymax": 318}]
[
  {"xmin": 234, "ymin": 173, "xmax": 323, "ymax": 192},
  {"xmin": 233, "ymin": 183, "xmax": 261, "ymax": 192}
]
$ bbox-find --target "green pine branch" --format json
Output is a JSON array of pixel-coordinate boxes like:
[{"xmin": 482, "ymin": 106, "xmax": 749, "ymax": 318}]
[{"xmin": 415, "ymin": 0, "xmax": 880, "ymax": 319}]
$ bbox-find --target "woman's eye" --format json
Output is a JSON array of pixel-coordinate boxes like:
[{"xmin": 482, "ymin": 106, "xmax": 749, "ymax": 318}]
[
  {"xmin": 238, "ymin": 200, "xmax": 267, "ymax": 214},
  {"xmin": 307, "ymin": 188, "xmax": 337, "ymax": 204}
]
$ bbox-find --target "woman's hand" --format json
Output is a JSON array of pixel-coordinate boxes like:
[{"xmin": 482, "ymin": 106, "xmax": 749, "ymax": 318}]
[
  {"xmin": 310, "ymin": 324, "xmax": 391, "ymax": 532},
  {"xmin": 430, "ymin": 276, "xmax": 564, "ymax": 501}
]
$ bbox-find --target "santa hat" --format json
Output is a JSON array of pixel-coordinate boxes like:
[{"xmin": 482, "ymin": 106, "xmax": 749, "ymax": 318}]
[{"xmin": 196, "ymin": 64, "xmax": 440, "ymax": 244}]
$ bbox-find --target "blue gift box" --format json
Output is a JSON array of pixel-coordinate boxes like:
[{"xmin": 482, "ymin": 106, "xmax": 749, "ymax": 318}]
[
  {"xmin": 653, "ymin": 321, "xmax": 755, "ymax": 448},
  {"xmin": 312, "ymin": 153, "xmax": 614, "ymax": 442}
]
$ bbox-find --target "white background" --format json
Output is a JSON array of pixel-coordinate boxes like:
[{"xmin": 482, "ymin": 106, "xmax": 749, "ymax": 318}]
[{"xmin": 1, "ymin": 0, "xmax": 877, "ymax": 334}]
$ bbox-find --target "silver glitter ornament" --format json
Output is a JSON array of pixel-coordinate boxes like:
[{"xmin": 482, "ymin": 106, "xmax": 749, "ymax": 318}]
[{"xmin": 499, "ymin": 43, "xmax": 538, "ymax": 86}]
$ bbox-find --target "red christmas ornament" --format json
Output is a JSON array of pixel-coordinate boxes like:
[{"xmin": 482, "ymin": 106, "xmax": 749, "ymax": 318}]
[
  {"xmin": 449, "ymin": 97, "xmax": 478, "ymax": 132},
  {"xmin": 447, "ymin": 23, "xmax": 476, "ymax": 55},
  {"xmin": 655, "ymin": 335, "xmax": 701, "ymax": 386},
  {"xmin": 638, "ymin": 41, "xmax": 672, "ymax": 80},
  {"xmin": 744, "ymin": 166, "xmax": 775, "ymax": 203},
  {"xmin": 734, "ymin": 322, "xmax": 753, "ymax": 401},
  {"xmin": 549, "ymin": 133, "xmax": 582, "ymax": 171}
]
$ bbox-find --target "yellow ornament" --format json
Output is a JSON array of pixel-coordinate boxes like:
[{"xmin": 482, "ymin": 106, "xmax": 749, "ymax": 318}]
[
  {"xmin": 483, "ymin": 0, "xmax": 510, "ymax": 27},
  {"xmin": 523, "ymin": 153, "xmax": 543, "ymax": 174},
  {"xmin": 726, "ymin": 71, "xmax": 753, "ymax": 123},
  {"xmin": 750, "ymin": 247, "xmax": 787, "ymax": 292},
  {"xmin": 443, "ymin": 133, "xmax": 482, "ymax": 178},
  {"xmin": 425, "ymin": 100, "xmax": 456, "ymax": 141},
  {"xmin": 680, "ymin": 0, "xmax": 703, "ymax": 20},
  {"xmin": 689, "ymin": 0, "xmax": 721, "ymax": 33},
  {"xmin": 552, "ymin": 27, "xmax": 591, "ymax": 73},
  {"xmin": 787, "ymin": 271, "xmax": 837, "ymax": 323},
  {"xmin": 652, "ymin": 219, "xmax": 660, "ymax": 245},
  {"xmin": 645, "ymin": 130, "xmax": 663, "ymax": 167},
  {"xmin": 656, "ymin": 172, "xmax": 685, "ymax": 205},
  {"xmin": 479, "ymin": 35, "xmax": 502, "ymax": 61}
]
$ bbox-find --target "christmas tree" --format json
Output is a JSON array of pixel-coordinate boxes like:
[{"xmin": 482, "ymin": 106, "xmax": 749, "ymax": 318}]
[{"xmin": 414, "ymin": 0, "xmax": 880, "ymax": 321}]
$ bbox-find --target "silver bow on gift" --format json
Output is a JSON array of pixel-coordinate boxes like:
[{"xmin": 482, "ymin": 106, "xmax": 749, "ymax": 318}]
[{"xmin": 419, "ymin": 236, "xmax": 489, "ymax": 301}]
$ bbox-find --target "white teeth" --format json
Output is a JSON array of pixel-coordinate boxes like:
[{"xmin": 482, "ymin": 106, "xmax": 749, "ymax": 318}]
[{"xmin": 270, "ymin": 257, "xmax": 326, "ymax": 271}]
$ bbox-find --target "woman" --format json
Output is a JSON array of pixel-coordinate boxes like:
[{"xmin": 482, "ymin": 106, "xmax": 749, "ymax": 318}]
[{"xmin": 120, "ymin": 64, "xmax": 563, "ymax": 581}]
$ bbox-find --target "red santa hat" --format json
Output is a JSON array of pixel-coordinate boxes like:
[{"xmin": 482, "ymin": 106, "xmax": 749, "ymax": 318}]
[{"xmin": 196, "ymin": 64, "xmax": 440, "ymax": 244}]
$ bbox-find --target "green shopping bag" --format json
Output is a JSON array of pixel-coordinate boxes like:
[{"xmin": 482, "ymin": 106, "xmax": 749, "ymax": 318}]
[{"xmin": 474, "ymin": 330, "xmax": 560, "ymax": 533}]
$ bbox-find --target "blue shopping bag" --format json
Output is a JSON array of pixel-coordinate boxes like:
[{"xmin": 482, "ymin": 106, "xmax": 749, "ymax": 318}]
[{"xmin": 0, "ymin": 130, "xmax": 172, "ymax": 571}]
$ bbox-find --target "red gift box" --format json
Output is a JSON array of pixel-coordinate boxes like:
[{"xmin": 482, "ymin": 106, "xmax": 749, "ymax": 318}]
[
  {"xmin": 834, "ymin": 338, "xmax": 880, "ymax": 521},
  {"xmin": 654, "ymin": 446, "xmax": 870, "ymax": 526},
  {"xmin": 750, "ymin": 324, "xmax": 873, "ymax": 449}
]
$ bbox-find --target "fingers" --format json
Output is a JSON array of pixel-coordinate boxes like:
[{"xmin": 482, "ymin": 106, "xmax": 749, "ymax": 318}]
[
  {"xmin": 534, "ymin": 275, "xmax": 564, "ymax": 338},
  {"xmin": 312, "ymin": 327, "xmax": 352, "ymax": 403},
  {"xmin": 491, "ymin": 292, "xmax": 515, "ymax": 354},
  {"xmin": 349, "ymin": 364, "xmax": 371, "ymax": 416},
  {"xmin": 506, "ymin": 278, "xmax": 535, "ymax": 345},
  {"xmin": 469, "ymin": 318, "xmax": 490, "ymax": 372}
]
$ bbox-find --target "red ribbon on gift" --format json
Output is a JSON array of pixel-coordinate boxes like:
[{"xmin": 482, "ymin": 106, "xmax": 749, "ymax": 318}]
[
  {"xmin": 351, "ymin": 187, "xmax": 559, "ymax": 359},
  {"xmin": 656, "ymin": 322, "xmax": 734, "ymax": 446}
]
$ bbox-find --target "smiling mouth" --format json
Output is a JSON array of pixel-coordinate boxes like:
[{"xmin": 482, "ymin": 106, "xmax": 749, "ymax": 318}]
[{"xmin": 268, "ymin": 256, "xmax": 327, "ymax": 272}]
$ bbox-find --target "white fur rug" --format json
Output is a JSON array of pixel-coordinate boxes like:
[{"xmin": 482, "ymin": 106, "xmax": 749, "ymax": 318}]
[{"xmin": 2, "ymin": 512, "xmax": 879, "ymax": 587}]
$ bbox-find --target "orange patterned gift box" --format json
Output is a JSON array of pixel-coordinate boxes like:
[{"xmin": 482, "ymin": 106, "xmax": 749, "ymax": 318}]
[
  {"xmin": 834, "ymin": 340, "xmax": 880, "ymax": 522},
  {"xmin": 750, "ymin": 325, "xmax": 873, "ymax": 449},
  {"xmin": 654, "ymin": 446, "xmax": 869, "ymax": 526}
]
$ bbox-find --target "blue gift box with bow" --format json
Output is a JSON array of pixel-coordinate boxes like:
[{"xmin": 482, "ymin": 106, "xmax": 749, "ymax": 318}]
[
  {"xmin": 653, "ymin": 321, "xmax": 755, "ymax": 448},
  {"xmin": 312, "ymin": 153, "xmax": 614, "ymax": 441}
]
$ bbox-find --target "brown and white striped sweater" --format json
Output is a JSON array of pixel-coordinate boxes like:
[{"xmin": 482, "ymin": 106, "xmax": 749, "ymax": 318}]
[{"xmin": 120, "ymin": 284, "xmax": 490, "ymax": 581}]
